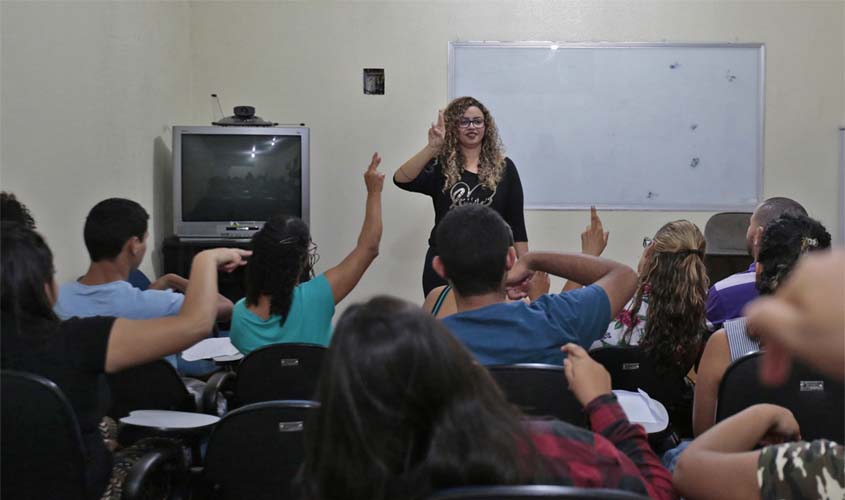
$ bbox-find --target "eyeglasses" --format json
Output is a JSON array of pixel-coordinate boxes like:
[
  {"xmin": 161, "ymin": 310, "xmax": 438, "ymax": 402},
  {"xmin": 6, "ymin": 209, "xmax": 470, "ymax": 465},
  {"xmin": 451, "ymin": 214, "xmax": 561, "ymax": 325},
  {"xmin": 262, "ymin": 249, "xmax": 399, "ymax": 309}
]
[
  {"xmin": 642, "ymin": 237, "xmax": 654, "ymax": 248},
  {"xmin": 458, "ymin": 118, "xmax": 485, "ymax": 129}
]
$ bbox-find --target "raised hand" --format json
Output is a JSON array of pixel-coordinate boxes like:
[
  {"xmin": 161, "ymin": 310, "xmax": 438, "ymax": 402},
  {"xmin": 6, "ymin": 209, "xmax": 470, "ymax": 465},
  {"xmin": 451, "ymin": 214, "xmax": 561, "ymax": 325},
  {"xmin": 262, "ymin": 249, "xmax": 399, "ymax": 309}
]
[
  {"xmin": 562, "ymin": 343, "xmax": 612, "ymax": 406},
  {"xmin": 581, "ymin": 206, "xmax": 609, "ymax": 256},
  {"xmin": 427, "ymin": 110, "xmax": 446, "ymax": 151},
  {"xmin": 364, "ymin": 152, "xmax": 385, "ymax": 193},
  {"xmin": 213, "ymin": 248, "xmax": 252, "ymax": 273},
  {"xmin": 745, "ymin": 249, "xmax": 845, "ymax": 383}
]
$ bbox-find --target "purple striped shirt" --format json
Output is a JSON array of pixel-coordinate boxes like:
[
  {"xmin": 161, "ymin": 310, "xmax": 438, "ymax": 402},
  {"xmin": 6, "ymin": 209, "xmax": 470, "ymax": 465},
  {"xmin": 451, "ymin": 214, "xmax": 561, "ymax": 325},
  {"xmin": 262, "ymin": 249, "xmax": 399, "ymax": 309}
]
[{"xmin": 705, "ymin": 263, "xmax": 758, "ymax": 329}]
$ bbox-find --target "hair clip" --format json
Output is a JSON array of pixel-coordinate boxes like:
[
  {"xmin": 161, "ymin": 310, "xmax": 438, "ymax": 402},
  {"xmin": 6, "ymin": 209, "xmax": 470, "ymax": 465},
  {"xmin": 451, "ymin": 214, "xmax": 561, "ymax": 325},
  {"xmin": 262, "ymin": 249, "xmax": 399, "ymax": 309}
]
[{"xmin": 800, "ymin": 237, "xmax": 819, "ymax": 252}]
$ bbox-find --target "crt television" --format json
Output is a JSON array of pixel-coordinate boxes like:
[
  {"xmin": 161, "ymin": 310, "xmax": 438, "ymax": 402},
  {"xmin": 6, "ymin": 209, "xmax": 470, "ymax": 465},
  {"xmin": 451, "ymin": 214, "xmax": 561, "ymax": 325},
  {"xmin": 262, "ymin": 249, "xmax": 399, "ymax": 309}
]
[{"xmin": 173, "ymin": 126, "xmax": 309, "ymax": 240}]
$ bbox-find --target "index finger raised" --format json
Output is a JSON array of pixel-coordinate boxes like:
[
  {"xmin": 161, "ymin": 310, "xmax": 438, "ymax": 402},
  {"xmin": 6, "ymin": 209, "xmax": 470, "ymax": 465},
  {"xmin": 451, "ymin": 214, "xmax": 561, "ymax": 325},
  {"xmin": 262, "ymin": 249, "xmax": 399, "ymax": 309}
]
[{"xmin": 590, "ymin": 206, "xmax": 602, "ymax": 228}]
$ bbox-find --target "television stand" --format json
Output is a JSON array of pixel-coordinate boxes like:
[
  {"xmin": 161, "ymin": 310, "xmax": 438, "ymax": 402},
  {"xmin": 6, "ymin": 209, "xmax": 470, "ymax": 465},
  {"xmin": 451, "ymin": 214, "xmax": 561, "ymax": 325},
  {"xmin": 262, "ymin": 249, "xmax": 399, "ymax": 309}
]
[{"xmin": 161, "ymin": 236, "xmax": 250, "ymax": 302}]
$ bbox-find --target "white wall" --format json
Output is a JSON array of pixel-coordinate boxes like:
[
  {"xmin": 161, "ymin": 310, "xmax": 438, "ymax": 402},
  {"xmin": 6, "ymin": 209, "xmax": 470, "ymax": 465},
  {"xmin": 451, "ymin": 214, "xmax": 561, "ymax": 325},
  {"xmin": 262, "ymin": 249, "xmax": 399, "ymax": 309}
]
[
  {"xmin": 1, "ymin": 1, "xmax": 193, "ymax": 281},
  {"xmin": 2, "ymin": 1, "xmax": 843, "ymax": 312},
  {"xmin": 189, "ymin": 1, "xmax": 845, "ymax": 309}
]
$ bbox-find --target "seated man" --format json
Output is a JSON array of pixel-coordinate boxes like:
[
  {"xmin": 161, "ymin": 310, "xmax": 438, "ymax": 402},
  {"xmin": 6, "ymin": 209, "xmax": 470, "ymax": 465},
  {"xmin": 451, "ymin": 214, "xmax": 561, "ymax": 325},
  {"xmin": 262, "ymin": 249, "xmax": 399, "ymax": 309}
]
[
  {"xmin": 434, "ymin": 205, "xmax": 637, "ymax": 365},
  {"xmin": 55, "ymin": 198, "xmax": 233, "ymax": 368},
  {"xmin": 705, "ymin": 197, "xmax": 806, "ymax": 329}
]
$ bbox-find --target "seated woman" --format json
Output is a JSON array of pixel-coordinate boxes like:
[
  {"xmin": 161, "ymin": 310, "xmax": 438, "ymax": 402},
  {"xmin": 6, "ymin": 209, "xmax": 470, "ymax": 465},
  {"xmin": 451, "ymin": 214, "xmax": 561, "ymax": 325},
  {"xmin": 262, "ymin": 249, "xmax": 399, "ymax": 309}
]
[
  {"xmin": 229, "ymin": 154, "xmax": 383, "ymax": 354},
  {"xmin": 300, "ymin": 296, "xmax": 675, "ymax": 500},
  {"xmin": 0, "ymin": 222, "xmax": 248, "ymax": 499},
  {"xmin": 674, "ymin": 251, "xmax": 845, "ymax": 500},
  {"xmin": 591, "ymin": 220, "xmax": 708, "ymax": 376},
  {"xmin": 692, "ymin": 213, "xmax": 830, "ymax": 436}
]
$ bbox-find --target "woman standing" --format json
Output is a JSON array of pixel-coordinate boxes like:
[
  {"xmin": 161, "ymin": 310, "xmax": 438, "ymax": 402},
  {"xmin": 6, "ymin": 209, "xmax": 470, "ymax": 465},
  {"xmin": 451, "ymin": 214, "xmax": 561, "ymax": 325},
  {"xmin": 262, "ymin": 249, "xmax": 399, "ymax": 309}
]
[{"xmin": 394, "ymin": 97, "xmax": 528, "ymax": 296}]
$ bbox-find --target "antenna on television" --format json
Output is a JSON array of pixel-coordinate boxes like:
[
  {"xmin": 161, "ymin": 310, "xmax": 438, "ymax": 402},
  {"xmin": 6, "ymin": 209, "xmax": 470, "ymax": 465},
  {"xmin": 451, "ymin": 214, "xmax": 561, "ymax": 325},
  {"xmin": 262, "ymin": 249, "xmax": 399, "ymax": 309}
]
[{"xmin": 210, "ymin": 94, "xmax": 225, "ymax": 122}]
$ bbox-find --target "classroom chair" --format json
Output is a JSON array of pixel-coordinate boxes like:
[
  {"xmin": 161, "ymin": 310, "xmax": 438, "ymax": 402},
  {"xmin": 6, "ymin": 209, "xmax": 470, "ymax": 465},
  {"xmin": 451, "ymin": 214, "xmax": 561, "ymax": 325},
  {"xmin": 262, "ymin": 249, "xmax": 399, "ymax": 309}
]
[
  {"xmin": 487, "ymin": 364, "xmax": 587, "ymax": 428},
  {"xmin": 216, "ymin": 343, "xmax": 326, "ymax": 409},
  {"xmin": 717, "ymin": 351, "xmax": 845, "ymax": 443},
  {"xmin": 194, "ymin": 400, "xmax": 319, "ymax": 500},
  {"xmin": 703, "ymin": 212, "xmax": 753, "ymax": 285},
  {"xmin": 107, "ymin": 359, "xmax": 200, "ymax": 420},
  {"xmin": 590, "ymin": 345, "xmax": 693, "ymax": 439},
  {"xmin": 1, "ymin": 370, "xmax": 186, "ymax": 500}
]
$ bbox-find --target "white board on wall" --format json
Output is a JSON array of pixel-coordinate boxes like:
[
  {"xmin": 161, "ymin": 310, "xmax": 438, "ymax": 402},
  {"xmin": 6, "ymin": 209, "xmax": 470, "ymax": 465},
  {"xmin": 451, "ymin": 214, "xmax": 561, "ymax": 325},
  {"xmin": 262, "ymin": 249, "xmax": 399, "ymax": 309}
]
[{"xmin": 448, "ymin": 42, "xmax": 765, "ymax": 211}]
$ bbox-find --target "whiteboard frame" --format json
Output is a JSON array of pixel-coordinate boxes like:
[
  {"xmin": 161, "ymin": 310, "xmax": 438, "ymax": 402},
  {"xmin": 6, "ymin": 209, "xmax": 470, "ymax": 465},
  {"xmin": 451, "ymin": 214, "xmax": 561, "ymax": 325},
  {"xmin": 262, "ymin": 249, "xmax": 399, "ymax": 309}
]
[{"xmin": 447, "ymin": 41, "xmax": 766, "ymax": 212}]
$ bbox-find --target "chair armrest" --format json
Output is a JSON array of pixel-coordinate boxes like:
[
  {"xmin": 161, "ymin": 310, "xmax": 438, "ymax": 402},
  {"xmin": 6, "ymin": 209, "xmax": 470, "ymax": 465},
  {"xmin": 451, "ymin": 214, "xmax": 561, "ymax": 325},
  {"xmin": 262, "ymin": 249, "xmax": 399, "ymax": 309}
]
[
  {"xmin": 201, "ymin": 371, "xmax": 236, "ymax": 415},
  {"xmin": 122, "ymin": 442, "xmax": 188, "ymax": 500}
]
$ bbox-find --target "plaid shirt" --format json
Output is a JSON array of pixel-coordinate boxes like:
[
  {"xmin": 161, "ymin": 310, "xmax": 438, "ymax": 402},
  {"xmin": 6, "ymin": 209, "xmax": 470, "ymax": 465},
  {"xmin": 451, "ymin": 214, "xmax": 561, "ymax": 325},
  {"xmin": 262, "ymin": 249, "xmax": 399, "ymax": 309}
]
[{"xmin": 527, "ymin": 394, "xmax": 676, "ymax": 500}]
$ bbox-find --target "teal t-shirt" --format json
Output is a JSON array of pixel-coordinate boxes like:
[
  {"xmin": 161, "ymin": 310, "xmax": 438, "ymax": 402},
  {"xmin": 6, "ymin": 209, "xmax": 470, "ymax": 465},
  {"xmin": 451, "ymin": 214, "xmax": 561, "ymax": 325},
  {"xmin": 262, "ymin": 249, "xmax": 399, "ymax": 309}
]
[{"xmin": 230, "ymin": 274, "xmax": 335, "ymax": 354}]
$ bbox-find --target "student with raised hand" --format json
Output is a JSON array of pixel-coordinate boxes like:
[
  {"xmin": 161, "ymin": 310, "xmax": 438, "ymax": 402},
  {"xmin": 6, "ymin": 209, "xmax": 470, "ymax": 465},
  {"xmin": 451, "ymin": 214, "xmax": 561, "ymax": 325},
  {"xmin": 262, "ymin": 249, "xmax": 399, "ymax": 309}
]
[
  {"xmin": 673, "ymin": 250, "xmax": 844, "ymax": 500},
  {"xmin": 394, "ymin": 97, "xmax": 528, "ymax": 297},
  {"xmin": 692, "ymin": 214, "xmax": 831, "ymax": 436},
  {"xmin": 0, "ymin": 222, "xmax": 249, "ymax": 499},
  {"xmin": 229, "ymin": 153, "xmax": 384, "ymax": 355},
  {"xmin": 432, "ymin": 205, "xmax": 637, "ymax": 366},
  {"xmin": 54, "ymin": 198, "xmax": 234, "ymax": 323},
  {"xmin": 301, "ymin": 297, "xmax": 675, "ymax": 500}
]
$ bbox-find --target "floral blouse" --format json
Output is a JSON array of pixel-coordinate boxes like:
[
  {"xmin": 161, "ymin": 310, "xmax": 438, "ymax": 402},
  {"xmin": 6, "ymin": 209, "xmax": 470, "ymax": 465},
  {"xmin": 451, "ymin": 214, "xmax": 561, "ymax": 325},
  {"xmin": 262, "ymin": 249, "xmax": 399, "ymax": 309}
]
[{"xmin": 590, "ymin": 295, "xmax": 649, "ymax": 350}]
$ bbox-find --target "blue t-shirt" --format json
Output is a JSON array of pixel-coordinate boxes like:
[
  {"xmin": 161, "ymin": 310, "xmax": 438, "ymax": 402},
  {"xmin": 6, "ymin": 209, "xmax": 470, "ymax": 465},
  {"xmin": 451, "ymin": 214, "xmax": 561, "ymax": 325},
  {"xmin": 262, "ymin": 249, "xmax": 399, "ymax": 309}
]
[
  {"xmin": 442, "ymin": 285, "xmax": 611, "ymax": 366},
  {"xmin": 54, "ymin": 280, "xmax": 184, "ymax": 320},
  {"xmin": 229, "ymin": 274, "xmax": 336, "ymax": 355}
]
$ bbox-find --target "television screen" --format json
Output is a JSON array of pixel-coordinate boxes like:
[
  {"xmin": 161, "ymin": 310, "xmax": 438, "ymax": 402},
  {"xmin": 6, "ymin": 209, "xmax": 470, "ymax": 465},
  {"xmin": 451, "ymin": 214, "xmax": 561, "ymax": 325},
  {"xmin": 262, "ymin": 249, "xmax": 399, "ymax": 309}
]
[{"xmin": 181, "ymin": 134, "xmax": 302, "ymax": 222}]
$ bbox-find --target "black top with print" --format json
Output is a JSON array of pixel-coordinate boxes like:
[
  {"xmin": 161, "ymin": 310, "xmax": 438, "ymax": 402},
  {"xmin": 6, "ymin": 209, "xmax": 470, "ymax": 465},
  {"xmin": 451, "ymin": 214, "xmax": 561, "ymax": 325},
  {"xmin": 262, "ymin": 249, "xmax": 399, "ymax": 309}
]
[{"xmin": 395, "ymin": 157, "xmax": 528, "ymax": 250}]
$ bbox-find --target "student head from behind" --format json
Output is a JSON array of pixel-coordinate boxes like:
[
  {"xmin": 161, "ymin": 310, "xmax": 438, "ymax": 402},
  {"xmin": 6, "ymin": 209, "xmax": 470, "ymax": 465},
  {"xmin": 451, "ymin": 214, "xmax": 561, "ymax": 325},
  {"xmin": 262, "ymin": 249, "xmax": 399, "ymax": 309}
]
[
  {"xmin": 244, "ymin": 214, "xmax": 316, "ymax": 323},
  {"xmin": 301, "ymin": 295, "xmax": 541, "ymax": 500},
  {"xmin": 632, "ymin": 220, "xmax": 709, "ymax": 369},
  {"xmin": 746, "ymin": 197, "xmax": 807, "ymax": 259},
  {"xmin": 432, "ymin": 205, "xmax": 514, "ymax": 297},
  {"xmin": 755, "ymin": 213, "xmax": 830, "ymax": 296},
  {"xmin": 0, "ymin": 222, "xmax": 58, "ymax": 324},
  {"xmin": 0, "ymin": 192, "xmax": 36, "ymax": 229},
  {"xmin": 84, "ymin": 198, "xmax": 149, "ymax": 267}
]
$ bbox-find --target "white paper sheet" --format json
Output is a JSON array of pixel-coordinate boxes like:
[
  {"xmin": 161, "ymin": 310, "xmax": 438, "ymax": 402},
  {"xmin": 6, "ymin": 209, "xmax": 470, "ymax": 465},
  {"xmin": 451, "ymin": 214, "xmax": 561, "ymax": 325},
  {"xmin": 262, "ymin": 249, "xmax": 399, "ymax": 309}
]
[
  {"xmin": 181, "ymin": 337, "xmax": 240, "ymax": 361},
  {"xmin": 612, "ymin": 390, "xmax": 658, "ymax": 424}
]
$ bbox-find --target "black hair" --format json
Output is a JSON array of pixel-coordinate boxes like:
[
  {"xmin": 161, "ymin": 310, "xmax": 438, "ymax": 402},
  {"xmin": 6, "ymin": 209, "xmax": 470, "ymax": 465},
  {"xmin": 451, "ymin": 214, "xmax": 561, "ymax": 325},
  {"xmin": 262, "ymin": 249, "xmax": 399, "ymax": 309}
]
[
  {"xmin": 301, "ymin": 296, "xmax": 544, "ymax": 500},
  {"xmin": 244, "ymin": 215, "xmax": 316, "ymax": 323},
  {"xmin": 756, "ymin": 213, "xmax": 830, "ymax": 295},
  {"xmin": 0, "ymin": 192, "xmax": 36, "ymax": 229},
  {"xmin": 434, "ymin": 205, "xmax": 513, "ymax": 296},
  {"xmin": 83, "ymin": 198, "xmax": 149, "ymax": 262},
  {"xmin": 1, "ymin": 223, "xmax": 59, "ymax": 334},
  {"xmin": 754, "ymin": 197, "xmax": 807, "ymax": 229}
]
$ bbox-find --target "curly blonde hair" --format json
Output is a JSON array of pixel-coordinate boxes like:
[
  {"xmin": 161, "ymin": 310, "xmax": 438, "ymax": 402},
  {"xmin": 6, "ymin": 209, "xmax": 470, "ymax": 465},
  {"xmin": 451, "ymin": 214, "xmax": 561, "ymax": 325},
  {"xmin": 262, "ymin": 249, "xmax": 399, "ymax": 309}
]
[
  {"xmin": 438, "ymin": 97, "xmax": 506, "ymax": 192},
  {"xmin": 624, "ymin": 220, "xmax": 709, "ymax": 373}
]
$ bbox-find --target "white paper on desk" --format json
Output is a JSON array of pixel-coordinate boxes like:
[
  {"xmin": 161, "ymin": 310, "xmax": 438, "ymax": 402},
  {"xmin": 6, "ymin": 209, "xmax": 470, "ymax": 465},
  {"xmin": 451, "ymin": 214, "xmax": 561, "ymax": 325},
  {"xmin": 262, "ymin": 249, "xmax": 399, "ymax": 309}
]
[
  {"xmin": 612, "ymin": 390, "xmax": 658, "ymax": 424},
  {"xmin": 181, "ymin": 338, "xmax": 239, "ymax": 361}
]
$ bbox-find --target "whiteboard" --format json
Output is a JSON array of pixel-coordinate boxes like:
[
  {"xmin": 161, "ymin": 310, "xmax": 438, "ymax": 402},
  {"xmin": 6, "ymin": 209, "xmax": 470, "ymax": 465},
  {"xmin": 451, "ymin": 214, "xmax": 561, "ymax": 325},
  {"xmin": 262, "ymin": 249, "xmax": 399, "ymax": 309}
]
[{"xmin": 448, "ymin": 43, "xmax": 765, "ymax": 211}]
